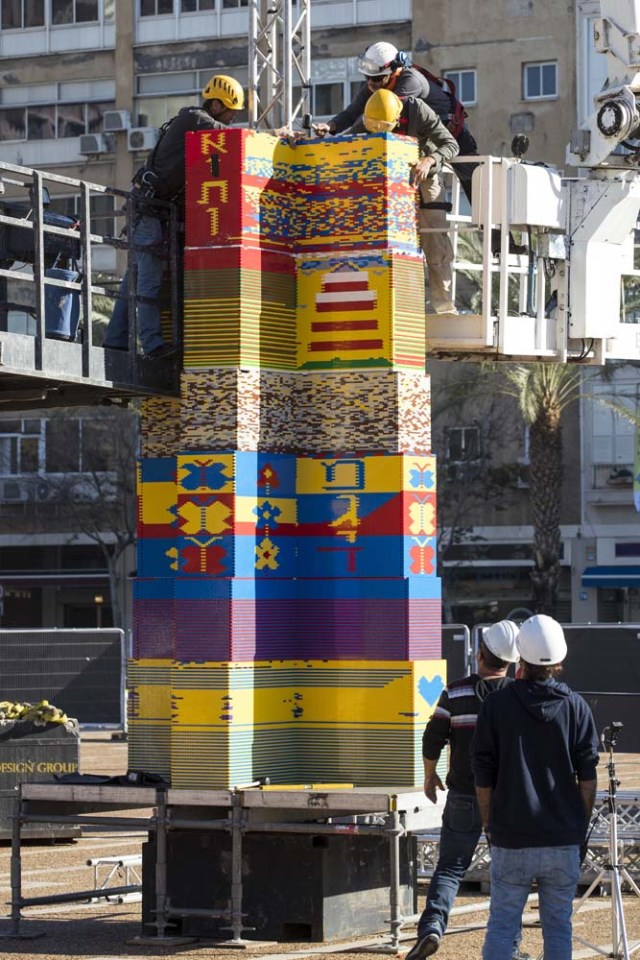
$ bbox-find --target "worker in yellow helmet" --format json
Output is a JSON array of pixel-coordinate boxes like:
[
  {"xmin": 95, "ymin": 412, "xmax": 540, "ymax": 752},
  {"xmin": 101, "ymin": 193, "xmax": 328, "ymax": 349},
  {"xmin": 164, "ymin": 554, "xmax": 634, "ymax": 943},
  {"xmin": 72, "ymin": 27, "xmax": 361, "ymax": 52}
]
[
  {"xmin": 103, "ymin": 74, "xmax": 245, "ymax": 359},
  {"xmin": 363, "ymin": 89, "xmax": 459, "ymax": 316}
]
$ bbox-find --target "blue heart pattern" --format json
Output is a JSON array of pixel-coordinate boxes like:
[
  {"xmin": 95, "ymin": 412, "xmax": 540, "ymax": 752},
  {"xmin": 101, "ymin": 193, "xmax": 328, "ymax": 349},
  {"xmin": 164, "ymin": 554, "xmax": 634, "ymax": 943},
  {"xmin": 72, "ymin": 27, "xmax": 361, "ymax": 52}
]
[{"xmin": 418, "ymin": 675, "xmax": 445, "ymax": 706}]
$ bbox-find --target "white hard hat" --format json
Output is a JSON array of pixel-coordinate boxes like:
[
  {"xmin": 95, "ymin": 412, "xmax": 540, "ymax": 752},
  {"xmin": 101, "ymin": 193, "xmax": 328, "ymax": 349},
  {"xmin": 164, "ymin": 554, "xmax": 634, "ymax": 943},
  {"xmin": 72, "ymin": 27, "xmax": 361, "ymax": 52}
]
[
  {"xmin": 516, "ymin": 614, "xmax": 567, "ymax": 665},
  {"xmin": 482, "ymin": 620, "xmax": 520, "ymax": 663},
  {"xmin": 357, "ymin": 42, "xmax": 399, "ymax": 77}
]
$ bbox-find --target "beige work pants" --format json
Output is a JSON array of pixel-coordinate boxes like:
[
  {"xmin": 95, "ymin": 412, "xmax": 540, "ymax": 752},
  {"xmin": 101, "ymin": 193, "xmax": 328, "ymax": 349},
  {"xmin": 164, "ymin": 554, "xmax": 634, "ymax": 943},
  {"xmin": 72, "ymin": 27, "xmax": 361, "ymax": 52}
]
[{"xmin": 418, "ymin": 174, "xmax": 455, "ymax": 314}]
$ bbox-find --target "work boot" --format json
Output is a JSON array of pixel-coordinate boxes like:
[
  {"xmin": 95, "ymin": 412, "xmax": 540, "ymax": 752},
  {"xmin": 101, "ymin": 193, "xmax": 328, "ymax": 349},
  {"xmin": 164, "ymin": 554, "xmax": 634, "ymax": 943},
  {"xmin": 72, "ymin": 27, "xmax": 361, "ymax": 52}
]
[
  {"xmin": 405, "ymin": 932, "xmax": 441, "ymax": 960},
  {"xmin": 144, "ymin": 343, "xmax": 176, "ymax": 360}
]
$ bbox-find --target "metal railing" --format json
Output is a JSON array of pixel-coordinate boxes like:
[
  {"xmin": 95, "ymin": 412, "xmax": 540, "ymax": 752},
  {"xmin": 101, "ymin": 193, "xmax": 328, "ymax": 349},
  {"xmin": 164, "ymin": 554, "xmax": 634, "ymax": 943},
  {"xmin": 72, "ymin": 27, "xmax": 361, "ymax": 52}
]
[{"xmin": 0, "ymin": 159, "xmax": 180, "ymax": 405}]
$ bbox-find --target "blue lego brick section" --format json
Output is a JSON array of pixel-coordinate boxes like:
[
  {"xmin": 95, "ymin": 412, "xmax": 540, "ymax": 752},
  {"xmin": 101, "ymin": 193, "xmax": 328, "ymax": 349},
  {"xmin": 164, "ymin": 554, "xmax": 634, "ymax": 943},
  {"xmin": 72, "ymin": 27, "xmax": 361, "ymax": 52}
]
[
  {"xmin": 139, "ymin": 457, "xmax": 176, "ymax": 483},
  {"xmin": 138, "ymin": 535, "xmax": 297, "ymax": 579},
  {"xmin": 295, "ymin": 536, "xmax": 438, "ymax": 577}
]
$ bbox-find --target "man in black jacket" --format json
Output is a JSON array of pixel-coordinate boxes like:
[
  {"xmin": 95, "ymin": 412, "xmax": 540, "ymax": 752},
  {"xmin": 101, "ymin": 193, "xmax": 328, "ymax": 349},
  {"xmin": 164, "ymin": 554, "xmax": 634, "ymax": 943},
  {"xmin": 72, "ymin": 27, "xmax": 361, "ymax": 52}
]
[
  {"xmin": 103, "ymin": 74, "xmax": 244, "ymax": 359},
  {"xmin": 405, "ymin": 620, "xmax": 527, "ymax": 960},
  {"xmin": 472, "ymin": 615, "xmax": 599, "ymax": 960}
]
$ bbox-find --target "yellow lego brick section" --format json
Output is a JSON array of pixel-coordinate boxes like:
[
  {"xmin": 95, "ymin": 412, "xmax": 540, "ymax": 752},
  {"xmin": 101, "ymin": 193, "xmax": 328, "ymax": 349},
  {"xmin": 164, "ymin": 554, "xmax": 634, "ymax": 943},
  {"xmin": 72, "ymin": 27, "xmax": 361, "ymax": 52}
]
[
  {"xmin": 296, "ymin": 252, "xmax": 425, "ymax": 371},
  {"xmin": 234, "ymin": 497, "xmax": 297, "ymax": 526},
  {"xmin": 127, "ymin": 659, "xmax": 172, "ymax": 724},
  {"xmin": 170, "ymin": 659, "xmax": 446, "ymax": 730},
  {"xmin": 273, "ymin": 135, "xmax": 421, "ymax": 254},
  {"xmin": 138, "ymin": 478, "xmax": 176, "ymax": 527},
  {"xmin": 296, "ymin": 453, "xmax": 436, "ymax": 495}
]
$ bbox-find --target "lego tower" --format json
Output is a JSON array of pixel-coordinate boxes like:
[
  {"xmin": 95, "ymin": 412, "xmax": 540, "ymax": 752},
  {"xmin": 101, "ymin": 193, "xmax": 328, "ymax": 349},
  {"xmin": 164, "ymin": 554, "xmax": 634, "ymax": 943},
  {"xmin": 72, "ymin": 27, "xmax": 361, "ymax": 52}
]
[{"xmin": 129, "ymin": 129, "xmax": 445, "ymax": 788}]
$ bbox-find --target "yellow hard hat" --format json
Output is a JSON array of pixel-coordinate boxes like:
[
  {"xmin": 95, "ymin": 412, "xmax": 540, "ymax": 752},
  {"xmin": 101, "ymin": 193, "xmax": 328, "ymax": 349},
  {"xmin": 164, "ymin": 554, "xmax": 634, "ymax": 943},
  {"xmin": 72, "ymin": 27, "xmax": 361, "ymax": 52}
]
[
  {"xmin": 363, "ymin": 88, "xmax": 403, "ymax": 133},
  {"xmin": 202, "ymin": 74, "xmax": 245, "ymax": 111}
]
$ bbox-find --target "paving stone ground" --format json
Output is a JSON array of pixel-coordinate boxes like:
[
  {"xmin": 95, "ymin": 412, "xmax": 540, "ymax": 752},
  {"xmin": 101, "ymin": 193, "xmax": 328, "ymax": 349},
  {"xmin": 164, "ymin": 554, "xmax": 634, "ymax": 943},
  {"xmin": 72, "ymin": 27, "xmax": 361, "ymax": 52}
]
[{"xmin": 0, "ymin": 735, "xmax": 638, "ymax": 960}]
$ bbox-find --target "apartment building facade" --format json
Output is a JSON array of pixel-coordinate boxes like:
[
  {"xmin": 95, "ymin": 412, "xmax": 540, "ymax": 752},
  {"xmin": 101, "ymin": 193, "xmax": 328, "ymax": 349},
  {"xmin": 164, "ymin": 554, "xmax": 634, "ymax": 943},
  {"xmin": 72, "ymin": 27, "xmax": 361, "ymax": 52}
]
[{"xmin": 0, "ymin": 0, "xmax": 637, "ymax": 629}]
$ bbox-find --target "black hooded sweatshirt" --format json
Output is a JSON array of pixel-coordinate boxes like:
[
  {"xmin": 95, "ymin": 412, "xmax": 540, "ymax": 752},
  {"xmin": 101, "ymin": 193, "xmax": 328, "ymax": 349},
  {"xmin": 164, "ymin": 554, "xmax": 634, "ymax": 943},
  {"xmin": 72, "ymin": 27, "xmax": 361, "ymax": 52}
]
[{"xmin": 471, "ymin": 678, "xmax": 599, "ymax": 848}]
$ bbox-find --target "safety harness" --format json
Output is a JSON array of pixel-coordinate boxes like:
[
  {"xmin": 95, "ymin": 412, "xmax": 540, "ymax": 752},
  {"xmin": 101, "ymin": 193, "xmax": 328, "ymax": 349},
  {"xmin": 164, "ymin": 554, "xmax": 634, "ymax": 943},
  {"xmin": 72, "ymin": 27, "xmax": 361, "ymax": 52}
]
[{"xmin": 387, "ymin": 64, "xmax": 468, "ymax": 141}]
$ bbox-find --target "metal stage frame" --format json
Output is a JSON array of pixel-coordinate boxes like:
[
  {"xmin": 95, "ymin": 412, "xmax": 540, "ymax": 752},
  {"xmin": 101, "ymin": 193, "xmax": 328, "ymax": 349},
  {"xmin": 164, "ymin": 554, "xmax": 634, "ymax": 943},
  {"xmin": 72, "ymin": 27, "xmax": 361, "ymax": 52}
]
[{"xmin": 2, "ymin": 781, "xmax": 444, "ymax": 950}]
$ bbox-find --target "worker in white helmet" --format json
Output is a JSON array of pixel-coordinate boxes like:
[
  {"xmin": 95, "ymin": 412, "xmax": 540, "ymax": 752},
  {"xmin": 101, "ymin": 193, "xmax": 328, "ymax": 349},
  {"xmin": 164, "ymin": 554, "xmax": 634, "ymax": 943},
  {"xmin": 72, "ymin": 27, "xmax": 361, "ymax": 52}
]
[
  {"xmin": 314, "ymin": 41, "xmax": 478, "ymax": 208},
  {"xmin": 472, "ymin": 615, "xmax": 599, "ymax": 960},
  {"xmin": 406, "ymin": 620, "xmax": 529, "ymax": 960}
]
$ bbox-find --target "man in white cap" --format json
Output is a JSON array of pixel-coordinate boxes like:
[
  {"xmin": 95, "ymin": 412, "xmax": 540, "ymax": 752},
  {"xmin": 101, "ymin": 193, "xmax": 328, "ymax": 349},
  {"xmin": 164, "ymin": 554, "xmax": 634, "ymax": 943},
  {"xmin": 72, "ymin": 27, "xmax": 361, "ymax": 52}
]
[
  {"xmin": 406, "ymin": 620, "xmax": 527, "ymax": 960},
  {"xmin": 472, "ymin": 615, "xmax": 599, "ymax": 960}
]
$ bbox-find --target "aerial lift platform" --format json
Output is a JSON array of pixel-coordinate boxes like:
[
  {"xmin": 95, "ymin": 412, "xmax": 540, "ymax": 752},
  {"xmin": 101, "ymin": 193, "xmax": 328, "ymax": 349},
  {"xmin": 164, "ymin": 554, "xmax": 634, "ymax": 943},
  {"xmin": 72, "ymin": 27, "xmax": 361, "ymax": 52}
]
[
  {"xmin": 0, "ymin": 0, "xmax": 639, "ymax": 417},
  {"xmin": 0, "ymin": 161, "xmax": 180, "ymax": 411}
]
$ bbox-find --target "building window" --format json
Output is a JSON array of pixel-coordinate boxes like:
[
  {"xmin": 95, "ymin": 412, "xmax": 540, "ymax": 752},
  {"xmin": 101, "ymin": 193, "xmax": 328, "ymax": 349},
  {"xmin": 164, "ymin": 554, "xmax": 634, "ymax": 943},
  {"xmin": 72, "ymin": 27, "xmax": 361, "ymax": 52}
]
[
  {"xmin": 590, "ymin": 382, "xmax": 637, "ymax": 465},
  {"xmin": 0, "ymin": 101, "xmax": 112, "ymax": 141},
  {"xmin": 136, "ymin": 67, "xmax": 248, "ymax": 127},
  {"xmin": 0, "ymin": 416, "xmax": 116, "ymax": 478},
  {"xmin": 1, "ymin": 0, "xmax": 45, "ymax": 28},
  {"xmin": 140, "ymin": 0, "xmax": 174, "ymax": 13},
  {"xmin": 313, "ymin": 82, "xmax": 343, "ymax": 117},
  {"xmin": 445, "ymin": 425, "xmax": 481, "ymax": 463},
  {"xmin": 0, "ymin": 80, "xmax": 114, "ymax": 142},
  {"xmin": 523, "ymin": 61, "xmax": 558, "ymax": 100},
  {"xmin": 0, "ymin": 420, "xmax": 41, "ymax": 476},
  {"xmin": 51, "ymin": 0, "xmax": 98, "ymax": 23},
  {"xmin": 443, "ymin": 69, "xmax": 477, "ymax": 106},
  {"xmin": 181, "ymin": 0, "xmax": 215, "ymax": 8}
]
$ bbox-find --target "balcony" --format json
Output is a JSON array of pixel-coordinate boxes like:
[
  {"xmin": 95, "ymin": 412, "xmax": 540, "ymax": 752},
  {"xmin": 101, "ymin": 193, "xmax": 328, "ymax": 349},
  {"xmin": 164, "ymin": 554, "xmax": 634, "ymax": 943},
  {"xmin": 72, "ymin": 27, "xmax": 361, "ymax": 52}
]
[{"xmin": 584, "ymin": 463, "xmax": 637, "ymax": 505}]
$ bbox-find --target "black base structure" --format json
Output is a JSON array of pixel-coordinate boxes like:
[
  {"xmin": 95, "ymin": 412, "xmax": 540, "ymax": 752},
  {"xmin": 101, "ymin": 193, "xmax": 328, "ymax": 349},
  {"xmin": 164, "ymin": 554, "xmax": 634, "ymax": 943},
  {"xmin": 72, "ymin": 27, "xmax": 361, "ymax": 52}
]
[{"xmin": 142, "ymin": 829, "xmax": 417, "ymax": 942}]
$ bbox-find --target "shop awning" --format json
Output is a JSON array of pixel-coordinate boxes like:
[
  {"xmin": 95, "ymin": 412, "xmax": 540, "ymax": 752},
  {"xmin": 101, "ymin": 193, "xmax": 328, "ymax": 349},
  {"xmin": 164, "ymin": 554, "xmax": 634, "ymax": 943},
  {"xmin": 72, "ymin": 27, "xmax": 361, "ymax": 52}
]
[{"xmin": 581, "ymin": 565, "xmax": 640, "ymax": 588}]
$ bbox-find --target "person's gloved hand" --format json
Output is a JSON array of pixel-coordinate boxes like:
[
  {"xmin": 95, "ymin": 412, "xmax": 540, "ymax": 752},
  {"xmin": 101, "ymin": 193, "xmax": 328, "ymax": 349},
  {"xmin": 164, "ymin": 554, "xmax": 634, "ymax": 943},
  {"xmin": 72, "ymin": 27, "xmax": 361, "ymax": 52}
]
[{"xmin": 312, "ymin": 122, "xmax": 334, "ymax": 136}]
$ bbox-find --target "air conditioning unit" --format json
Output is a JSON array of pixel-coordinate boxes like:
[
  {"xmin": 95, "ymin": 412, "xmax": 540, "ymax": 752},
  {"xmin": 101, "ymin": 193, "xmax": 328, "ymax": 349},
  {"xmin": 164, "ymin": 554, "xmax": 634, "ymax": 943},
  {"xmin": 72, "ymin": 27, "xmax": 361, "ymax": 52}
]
[
  {"xmin": 0, "ymin": 479, "xmax": 29, "ymax": 503},
  {"xmin": 128, "ymin": 127, "xmax": 159, "ymax": 152},
  {"xmin": 103, "ymin": 109, "xmax": 131, "ymax": 133},
  {"xmin": 35, "ymin": 481, "xmax": 55, "ymax": 502},
  {"xmin": 79, "ymin": 133, "xmax": 113, "ymax": 156}
]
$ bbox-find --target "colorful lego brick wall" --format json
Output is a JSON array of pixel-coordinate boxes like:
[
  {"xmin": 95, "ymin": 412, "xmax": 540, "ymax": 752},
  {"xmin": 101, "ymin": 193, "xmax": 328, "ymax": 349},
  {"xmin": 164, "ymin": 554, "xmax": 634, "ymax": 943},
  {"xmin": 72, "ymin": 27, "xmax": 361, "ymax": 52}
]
[{"xmin": 130, "ymin": 129, "xmax": 444, "ymax": 788}]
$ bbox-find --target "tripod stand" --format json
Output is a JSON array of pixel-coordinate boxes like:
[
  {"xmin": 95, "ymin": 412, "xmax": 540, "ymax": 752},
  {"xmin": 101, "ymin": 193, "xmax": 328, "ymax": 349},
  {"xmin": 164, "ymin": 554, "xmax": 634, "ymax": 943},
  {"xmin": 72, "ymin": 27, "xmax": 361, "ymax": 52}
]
[{"xmin": 572, "ymin": 723, "xmax": 640, "ymax": 960}]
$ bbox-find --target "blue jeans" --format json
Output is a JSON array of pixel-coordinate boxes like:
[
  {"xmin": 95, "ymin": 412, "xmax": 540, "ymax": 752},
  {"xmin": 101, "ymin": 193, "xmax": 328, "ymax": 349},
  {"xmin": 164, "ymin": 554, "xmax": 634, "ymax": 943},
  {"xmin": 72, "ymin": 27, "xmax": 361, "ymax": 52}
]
[
  {"xmin": 418, "ymin": 792, "xmax": 481, "ymax": 940},
  {"xmin": 418, "ymin": 794, "xmax": 522, "ymax": 954},
  {"xmin": 104, "ymin": 214, "xmax": 165, "ymax": 354},
  {"xmin": 483, "ymin": 845, "xmax": 580, "ymax": 960}
]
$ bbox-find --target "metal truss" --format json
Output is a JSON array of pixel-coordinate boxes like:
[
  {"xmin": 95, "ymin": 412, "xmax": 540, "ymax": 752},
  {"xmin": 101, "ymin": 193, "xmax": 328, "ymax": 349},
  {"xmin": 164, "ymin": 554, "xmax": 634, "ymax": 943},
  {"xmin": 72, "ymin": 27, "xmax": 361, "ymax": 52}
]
[{"xmin": 248, "ymin": 0, "xmax": 311, "ymax": 131}]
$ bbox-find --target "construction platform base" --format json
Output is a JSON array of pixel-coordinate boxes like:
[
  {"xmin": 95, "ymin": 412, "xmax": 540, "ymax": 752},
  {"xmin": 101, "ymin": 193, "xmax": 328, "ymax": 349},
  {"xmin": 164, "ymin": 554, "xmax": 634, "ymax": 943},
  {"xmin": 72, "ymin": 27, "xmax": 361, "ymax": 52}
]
[{"xmin": 8, "ymin": 783, "xmax": 444, "ymax": 948}]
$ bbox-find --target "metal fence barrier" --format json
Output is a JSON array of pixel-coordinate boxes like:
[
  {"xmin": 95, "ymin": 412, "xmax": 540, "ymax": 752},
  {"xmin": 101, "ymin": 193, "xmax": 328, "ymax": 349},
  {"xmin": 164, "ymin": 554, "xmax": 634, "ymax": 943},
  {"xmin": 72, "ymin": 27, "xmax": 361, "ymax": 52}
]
[{"xmin": 0, "ymin": 628, "xmax": 126, "ymax": 731}]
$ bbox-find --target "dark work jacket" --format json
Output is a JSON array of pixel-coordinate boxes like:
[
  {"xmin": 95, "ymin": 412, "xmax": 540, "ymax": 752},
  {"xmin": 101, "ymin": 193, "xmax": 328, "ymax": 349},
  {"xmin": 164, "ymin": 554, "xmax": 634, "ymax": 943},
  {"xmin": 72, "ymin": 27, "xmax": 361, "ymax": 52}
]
[
  {"xmin": 332, "ymin": 68, "xmax": 451, "ymax": 130},
  {"xmin": 145, "ymin": 105, "xmax": 227, "ymax": 202},
  {"xmin": 396, "ymin": 97, "xmax": 459, "ymax": 174},
  {"xmin": 330, "ymin": 66, "xmax": 476, "ymax": 154},
  {"xmin": 471, "ymin": 679, "xmax": 599, "ymax": 848}
]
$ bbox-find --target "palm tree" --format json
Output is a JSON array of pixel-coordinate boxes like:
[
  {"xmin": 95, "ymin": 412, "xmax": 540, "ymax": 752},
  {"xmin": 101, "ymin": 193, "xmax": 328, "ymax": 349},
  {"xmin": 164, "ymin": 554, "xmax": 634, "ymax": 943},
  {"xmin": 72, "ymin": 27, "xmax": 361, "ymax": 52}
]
[{"xmin": 503, "ymin": 364, "xmax": 582, "ymax": 615}]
